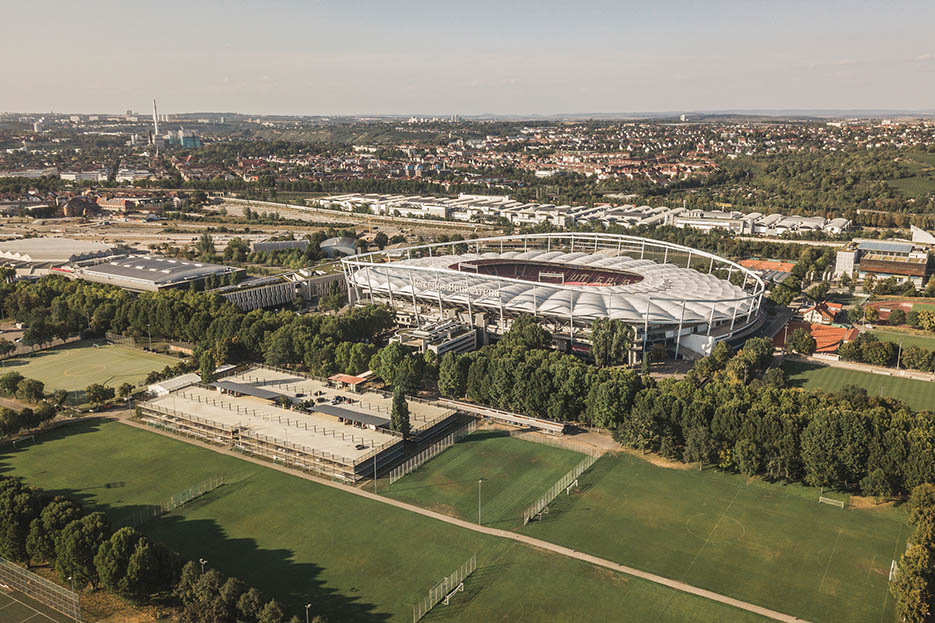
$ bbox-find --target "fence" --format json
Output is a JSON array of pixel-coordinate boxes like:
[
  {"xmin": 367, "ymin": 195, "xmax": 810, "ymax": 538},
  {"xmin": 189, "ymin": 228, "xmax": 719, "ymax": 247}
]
[
  {"xmin": 507, "ymin": 429, "xmax": 602, "ymax": 457},
  {"xmin": 522, "ymin": 453, "xmax": 600, "ymax": 525},
  {"xmin": 127, "ymin": 474, "xmax": 225, "ymax": 527},
  {"xmin": 0, "ymin": 555, "xmax": 81, "ymax": 621},
  {"xmin": 388, "ymin": 420, "xmax": 478, "ymax": 485},
  {"xmin": 412, "ymin": 553, "xmax": 477, "ymax": 622}
]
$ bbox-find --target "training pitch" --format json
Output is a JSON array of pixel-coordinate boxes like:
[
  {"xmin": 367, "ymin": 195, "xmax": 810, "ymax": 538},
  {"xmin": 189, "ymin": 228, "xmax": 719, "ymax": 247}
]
[
  {"xmin": 384, "ymin": 430, "xmax": 586, "ymax": 528},
  {"xmin": 783, "ymin": 359, "xmax": 935, "ymax": 412},
  {"xmin": 0, "ymin": 421, "xmax": 772, "ymax": 623},
  {"xmin": 522, "ymin": 452, "xmax": 906, "ymax": 623},
  {"xmin": 2, "ymin": 341, "xmax": 176, "ymax": 397}
]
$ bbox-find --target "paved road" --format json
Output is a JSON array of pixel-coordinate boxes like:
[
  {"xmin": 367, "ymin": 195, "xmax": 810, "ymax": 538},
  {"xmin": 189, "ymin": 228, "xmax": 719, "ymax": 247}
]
[{"xmin": 107, "ymin": 414, "xmax": 810, "ymax": 623}]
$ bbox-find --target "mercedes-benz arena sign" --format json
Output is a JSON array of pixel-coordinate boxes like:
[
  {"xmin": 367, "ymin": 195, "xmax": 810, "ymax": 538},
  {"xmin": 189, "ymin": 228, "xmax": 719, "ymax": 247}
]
[{"xmin": 341, "ymin": 233, "xmax": 765, "ymax": 356}]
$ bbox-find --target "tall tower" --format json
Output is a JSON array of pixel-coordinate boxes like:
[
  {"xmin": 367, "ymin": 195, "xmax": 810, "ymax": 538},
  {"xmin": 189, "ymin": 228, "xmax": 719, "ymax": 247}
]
[{"xmin": 152, "ymin": 99, "xmax": 159, "ymax": 136}]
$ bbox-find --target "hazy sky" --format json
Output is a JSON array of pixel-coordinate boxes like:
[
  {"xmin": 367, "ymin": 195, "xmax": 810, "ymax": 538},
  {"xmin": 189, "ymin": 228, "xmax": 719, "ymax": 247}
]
[{"xmin": 2, "ymin": 0, "xmax": 933, "ymax": 115}]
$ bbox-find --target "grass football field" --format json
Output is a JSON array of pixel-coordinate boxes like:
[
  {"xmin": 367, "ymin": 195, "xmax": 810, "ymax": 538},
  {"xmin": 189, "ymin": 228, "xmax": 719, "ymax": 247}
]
[
  {"xmin": 0, "ymin": 420, "xmax": 772, "ymax": 623},
  {"xmin": 2, "ymin": 341, "xmax": 176, "ymax": 399},
  {"xmin": 383, "ymin": 430, "xmax": 585, "ymax": 528},
  {"xmin": 870, "ymin": 328, "xmax": 935, "ymax": 351},
  {"xmin": 521, "ymin": 452, "xmax": 906, "ymax": 623},
  {"xmin": 783, "ymin": 359, "xmax": 935, "ymax": 411}
]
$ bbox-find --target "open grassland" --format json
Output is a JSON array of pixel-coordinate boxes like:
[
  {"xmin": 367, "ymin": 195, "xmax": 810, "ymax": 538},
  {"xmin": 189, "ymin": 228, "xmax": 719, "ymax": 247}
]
[
  {"xmin": 0, "ymin": 420, "xmax": 772, "ymax": 623},
  {"xmin": 3, "ymin": 341, "xmax": 176, "ymax": 400},
  {"xmin": 783, "ymin": 359, "xmax": 935, "ymax": 411},
  {"xmin": 383, "ymin": 430, "xmax": 585, "ymax": 528},
  {"xmin": 522, "ymin": 452, "xmax": 906, "ymax": 623}
]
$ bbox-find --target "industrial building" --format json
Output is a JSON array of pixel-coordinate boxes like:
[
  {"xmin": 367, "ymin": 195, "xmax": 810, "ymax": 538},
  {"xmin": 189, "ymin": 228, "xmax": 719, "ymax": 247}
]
[
  {"xmin": 834, "ymin": 240, "xmax": 932, "ymax": 288},
  {"xmin": 0, "ymin": 237, "xmax": 124, "ymax": 277},
  {"xmin": 209, "ymin": 270, "xmax": 346, "ymax": 311},
  {"xmin": 69, "ymin": 255, "xmax": 244, "ymax": 292},
  {"xmin": 392, "ymin": 320, "xmax": 478, "ymax": 356},
  {"xmin": 318, "ymin": 193, "xmax": 852, "ymax": 235}
]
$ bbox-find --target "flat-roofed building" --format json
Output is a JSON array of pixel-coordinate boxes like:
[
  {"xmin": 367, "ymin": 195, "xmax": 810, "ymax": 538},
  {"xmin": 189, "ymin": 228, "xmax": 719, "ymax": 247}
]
[{"xmin": 73, "ymin": 255, "xmax": 244, "ymax": 292}]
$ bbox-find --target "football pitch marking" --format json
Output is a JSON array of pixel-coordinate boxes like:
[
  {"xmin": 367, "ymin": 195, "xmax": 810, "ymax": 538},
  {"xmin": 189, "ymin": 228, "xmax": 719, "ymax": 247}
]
[
  {"xmin": 818, "ymin": 528, "xmax": 842, "ymax": 594},
  {"xmin": 62, "ymin": 364, "xmax": 106, "ymax": 377},
  {"xmin": 0, "ymin": 590, "xmax": 60, "ymax": 623}
]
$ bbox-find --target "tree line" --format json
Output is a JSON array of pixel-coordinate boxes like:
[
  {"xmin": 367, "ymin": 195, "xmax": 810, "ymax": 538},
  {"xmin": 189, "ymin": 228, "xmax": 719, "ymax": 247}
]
[
  {"xmin": 891, "ymin": 484, "xmax": 935, "ymax": 623},
  {"xmin": 0, "ymin": 475, "xmax": 322, "ymax": 623}
]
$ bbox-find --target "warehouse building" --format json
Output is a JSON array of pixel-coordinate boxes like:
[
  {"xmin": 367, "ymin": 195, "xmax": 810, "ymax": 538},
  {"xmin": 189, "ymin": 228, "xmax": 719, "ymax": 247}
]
[{"xmin": 71, "ymin": 255, "xmax": 244, "ymax": 292}]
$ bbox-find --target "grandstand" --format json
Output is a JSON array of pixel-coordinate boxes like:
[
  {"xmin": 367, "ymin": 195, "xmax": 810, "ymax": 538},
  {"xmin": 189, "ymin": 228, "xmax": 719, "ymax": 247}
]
[
  {"xmin": 137, "ymin": 366, "xmax": 458, "ymax": 482},
  {"xmin": 342, "ymin": 233, "xmax": 765, "ymax": 359}
]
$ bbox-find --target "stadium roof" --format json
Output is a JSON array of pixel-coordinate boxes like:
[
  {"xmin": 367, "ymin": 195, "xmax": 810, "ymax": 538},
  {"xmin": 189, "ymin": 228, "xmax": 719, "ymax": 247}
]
[
  {"xmin": 320, "ymin": 237, "xmax": 357, "ymax": 257},
  {"xmin": 0, "ymin": 237, "xmax": 120, "ymax": 265},
  {"xmin": 349, "ymin": 248, "xmax": 756, "ymax": 326}
]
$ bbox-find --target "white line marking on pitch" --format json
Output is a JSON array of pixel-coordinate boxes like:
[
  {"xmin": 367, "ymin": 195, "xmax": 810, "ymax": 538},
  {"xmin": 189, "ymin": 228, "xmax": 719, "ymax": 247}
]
[{"xmin": 818, "ymin": 528, "xmax": 843, "ymax": 593}]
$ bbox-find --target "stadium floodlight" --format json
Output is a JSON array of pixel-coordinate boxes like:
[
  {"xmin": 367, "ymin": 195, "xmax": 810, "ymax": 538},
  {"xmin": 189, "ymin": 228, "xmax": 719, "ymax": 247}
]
[
  {"xmin": 477, "ymin": 479, "xmax": 483, "ymax": 525},
  {"xmin": 199, "ymin": 557, "xmax": 208, "ymax": 573},
  {"xmin": 305, "ymin": 603, "xmax": 312, "ymax": 623}
]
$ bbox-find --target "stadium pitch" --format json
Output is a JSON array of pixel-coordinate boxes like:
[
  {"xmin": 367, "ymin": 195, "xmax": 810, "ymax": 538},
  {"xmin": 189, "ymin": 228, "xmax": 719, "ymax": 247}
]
[
  {"xmin": 383, "ymin": 430, "xmax": 586, "ymax": 528},
  {"xmin": 2, "ymin": 340, "xmax": 176, "ymax": 399},
  {"xmin": 1, "ymin": 421, "xmax": 773, "ymax": 623},
  {"xmin": 783, "ymin": 359, "xmax": 935, "ymax": 412},
  {"xmin": 522, "ymin": 452, "xmax": 906, "ymax": 623}
]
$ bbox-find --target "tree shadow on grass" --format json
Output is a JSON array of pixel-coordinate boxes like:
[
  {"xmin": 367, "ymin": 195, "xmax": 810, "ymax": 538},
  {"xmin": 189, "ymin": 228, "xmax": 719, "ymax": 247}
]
[
  {"xmin": 0, "ymin": 420, "xmax": 391, "ymax": 623},
  {"xmin": 781, "ymin": 360, "xmax": 823, "ymax": 389},
  {"xmin": 145, "ymin": 514, "xmax": 390, "ymax": 623}
]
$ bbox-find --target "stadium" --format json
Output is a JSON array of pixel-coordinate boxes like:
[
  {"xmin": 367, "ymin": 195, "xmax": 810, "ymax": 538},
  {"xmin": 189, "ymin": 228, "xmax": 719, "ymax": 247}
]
[{"xmin": 342, "ymin": 233, "xmax": 765, "ymax": 360}]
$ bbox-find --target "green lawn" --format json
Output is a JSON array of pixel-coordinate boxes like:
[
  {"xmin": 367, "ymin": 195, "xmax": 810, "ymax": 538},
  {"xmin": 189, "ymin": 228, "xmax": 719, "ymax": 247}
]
[
  {"xmin": 783, "ymin": 359, "xmax": 935, "ymax": 411},
  {"xmin": 0, "ymin": 421, "xmax": 771, "ymax": 623},
  {"xmin": 887, "ymin": 175, "xmax": 935, "ymax": 198},
  {"xmin": 913, "ymin": 302, "xmax": 935, "ymax": 313},
  {"xmin": 870, "ymin": 328, "xmax": 935, "ymax": 351},
  {"xmin": 384, "ymin": 430, "xmax": 585, "ymax": 528},
  {"xmin": 522, "ymin": 452, "xmax": 906, "ymax": 623},
  {"xmin": 2, "ymin": 341, "xmax": 176, "ymax": 400}
]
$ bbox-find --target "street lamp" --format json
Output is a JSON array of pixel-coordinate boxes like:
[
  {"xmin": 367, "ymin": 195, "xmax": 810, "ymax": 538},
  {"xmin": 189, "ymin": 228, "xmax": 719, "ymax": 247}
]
[
  {"xmin": 199, "ymin": 558, "xmax": 207, "ymax": 573},
  {"xmin": 305, "ymin": 603, "xmax": 312, "ymax": 623},
  {"xmin": 147, "ymin": 322, "xmax": 153, "ymax": 352},
  {"xmin": 477, "ymin": 479, "xmax": 483, "ymax": 525},
  {"xmin": 67, "ymin": 576, "xmax": 80, "ymax": 623}
]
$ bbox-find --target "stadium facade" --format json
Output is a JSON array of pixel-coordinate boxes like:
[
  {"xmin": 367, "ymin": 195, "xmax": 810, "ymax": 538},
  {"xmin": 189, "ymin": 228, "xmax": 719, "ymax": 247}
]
[{"xmin": 341, "ymin": 233, "xmax": 765, "ymax": 360}]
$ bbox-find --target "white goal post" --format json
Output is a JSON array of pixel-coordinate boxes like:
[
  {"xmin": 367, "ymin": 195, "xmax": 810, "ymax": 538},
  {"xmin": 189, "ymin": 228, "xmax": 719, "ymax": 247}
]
[{"xmin": 818, "ymin": 495, "xmax": 845, "ymax": 510}]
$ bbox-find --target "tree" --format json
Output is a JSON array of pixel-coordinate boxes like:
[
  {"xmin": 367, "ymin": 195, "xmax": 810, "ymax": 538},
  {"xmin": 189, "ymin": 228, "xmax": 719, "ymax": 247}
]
[
  {"xmin": 258, "ymin": 600, "xmax": 286, "ymax": 623},
  {"xmin": 734, "ymin": 439, "xmax": 761, "ymax": 476},
  {"xmin": 390, "ymin": 387, "xmax": 411, "ymax": 438},
  {"xmin": 125, "ymin": 538, "xmax": 161, "ymax": 598},
  {"xmin": 806, "ymin": 281, "xmax": 830, "ymax": 303},
  {"xmin": 590, "ymin": 318, "xmax": 632, "ymax": 367},
  {"xmin": 26, "ymin": 497, "xmax": 82, "ymax": 565},
  {"xmin": 891, "ymin": 544, "xmax": 935, "ymax": 623},
  {"xmin": 117, "ymin": 383, "xmax": 134, "ymax": 402},
  {"xmin": 199, "ymin": 350, "xmax": 217, "ymax": 384},
  {"xmin": 860, "ymin": 468, "xmax": 893, "ymax": 501},
  {"xmin": 864, "ymin": 306, "xmax": 879, "ymax": 323},
  {"xmin": 196, "ymin": 232, "xmax": 216, "ymax": 259},
  {"xmin": 55, "ymin": 512, "xmax": 111, "ymax": 589},
  {"xmin": 786, "ymin": 328, "xmax": 817, "ymax": 355},
  {"xmin": 16, "ymin": 378, "xmax": 45, "ymax": 404},
  {"xmin": 437, "ymin": 352, "xmax": 469, "ymax": 398},
  {"xmin": 85, "ymin": 384, "xmax": 115, "ymax": 406},
  {"xmin": 889, "ymin": 308, "xmax": 907, "ymax": 326},
  {"xmin": 373, "ymin": 232, "xmax": 388, "ymax": 250},
  {"xmin": 847, "ymin": 305, "xmax": 864, "ymax": 324},
  {"xmin": 0, "ymin": 338, "xmax": 14, "ymax": 359},
  {"xmin": 0, "ymin": 372, "xmax": 24, "ymax": 397},
  {"xmin": 683, "ymin": 426, "xmax": 711, "ymax": 469},
  {"xmin": 763, "ymin": 367, "xmax": 787, "ymax": 388},
  {"xmin": 237, "ymin": 587, "xmax": 266, "ymax": 622},
  {"xmin": 95, "ymin": 526, "xmax": 144, "ymax": 595}
]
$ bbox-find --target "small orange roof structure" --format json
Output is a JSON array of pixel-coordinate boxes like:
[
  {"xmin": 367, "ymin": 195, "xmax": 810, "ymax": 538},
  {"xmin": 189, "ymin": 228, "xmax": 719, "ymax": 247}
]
[{"xmin": 774, "ymin": 321, "xmax": 859, "ymax": 353}]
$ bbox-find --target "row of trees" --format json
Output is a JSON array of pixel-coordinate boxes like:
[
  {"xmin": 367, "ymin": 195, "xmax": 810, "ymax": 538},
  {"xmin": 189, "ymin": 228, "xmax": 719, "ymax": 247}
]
[
  {"xmin": 891, "ymin": 485, "xmax": 935, "ymax": 622},
  {"xmin": 0, "ymin": 276, "xmax": 394, "ymax": 379},
  {"xmin": 839, "ymin": 333, "xmax": 935, "ymax": 372},
  {"xmin": 0, "ymin": 476, "xmax": 320, "ymax": 623}
]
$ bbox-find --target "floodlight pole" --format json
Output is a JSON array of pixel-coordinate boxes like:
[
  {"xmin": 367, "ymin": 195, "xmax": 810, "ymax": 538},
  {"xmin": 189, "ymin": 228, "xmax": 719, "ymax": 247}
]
[
  {"xmin": 68, "ymin": 575, "xmax": 80, "ymax": 623},
  {"xmin": 305, "ymin": 603, "xmax": 311, "ymax": 623},
  {"xmin": 199, "ymin": 557, "xmax": 207, "ymax": 573},
  {"xmin": 147, "ymin": 322, "xmax": 152, "ymax": 351},
  {"xmin": 477, "ymin": 479, "xmax": 482, "ymax": 525},
  {"xmin": 897, "ymin": 340, "xmax": 902, "ymax": 369}
]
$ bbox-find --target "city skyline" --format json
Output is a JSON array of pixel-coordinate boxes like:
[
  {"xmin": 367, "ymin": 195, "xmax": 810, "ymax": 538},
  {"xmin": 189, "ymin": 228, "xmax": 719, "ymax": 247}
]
[{"xmin": 2, "ymin": 0, "xmax": 933, "ymax": 116}]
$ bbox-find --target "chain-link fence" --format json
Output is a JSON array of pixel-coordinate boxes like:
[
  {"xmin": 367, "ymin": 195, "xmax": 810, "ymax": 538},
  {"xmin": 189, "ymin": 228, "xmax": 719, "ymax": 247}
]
[
  {"xmin": 126, "ymin": 474, "xmax": 225, "ymax": 527},
  {"xmin": 388, "ymin": 420, "xmax": 477, "ymax": 485},
  {"xmin": 523, "ymin": 454, "xmax": 599, "ymax": 525},
  {"xmin": 0, "ymin": 556, "xmax": 81, "ymax": 621},
  {"xmin": 412, "ymin": 553, "xmax": 476, "ymax": 622}
]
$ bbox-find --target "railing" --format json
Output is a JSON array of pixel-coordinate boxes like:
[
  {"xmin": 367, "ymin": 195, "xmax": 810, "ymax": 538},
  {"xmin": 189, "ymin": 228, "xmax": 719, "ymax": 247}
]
[
  {"xmin": 0, "ymin": 556, "xmax": 81, "ymax": 621},
  {"xmin": 388, "ymin": 420, "xmax": 477, "ymax": 485},
  {"xmin": 127, "ymin": 474, "xmax": 225, "ymax": 527},
  {"xmin": 522, "ymin": 454, "xmax": 600, "ymax": 525},
  {"xmin": 412, "ymin": 553, "xmax": 477, "ymax": 622}
]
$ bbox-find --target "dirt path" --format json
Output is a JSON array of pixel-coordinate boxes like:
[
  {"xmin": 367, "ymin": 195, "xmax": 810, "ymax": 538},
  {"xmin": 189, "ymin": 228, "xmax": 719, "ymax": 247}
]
[{"xmin": 104, "ymin": 414, "xmax": 810, "ymax": 623}]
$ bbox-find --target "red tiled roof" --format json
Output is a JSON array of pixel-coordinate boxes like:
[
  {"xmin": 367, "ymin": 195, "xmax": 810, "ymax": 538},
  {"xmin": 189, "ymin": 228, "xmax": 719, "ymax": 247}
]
[{"xmin": 774, "ymin": 321, "xmax": 859, "ymax": 353}]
